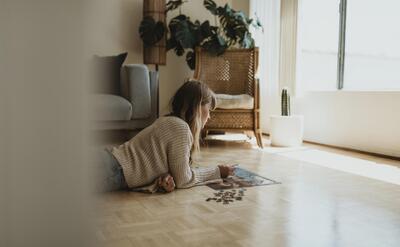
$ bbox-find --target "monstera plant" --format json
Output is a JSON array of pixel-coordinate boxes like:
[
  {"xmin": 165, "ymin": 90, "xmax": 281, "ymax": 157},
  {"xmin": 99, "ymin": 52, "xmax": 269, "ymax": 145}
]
[{"xmin": 139, "ymin": 0, "xmax": 262, "ymax": 70}]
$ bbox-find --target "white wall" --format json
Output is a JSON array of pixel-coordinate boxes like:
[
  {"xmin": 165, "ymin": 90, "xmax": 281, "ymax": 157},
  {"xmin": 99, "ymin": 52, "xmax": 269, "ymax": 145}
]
[
  {"xmin": 84, "ymin": 0, "xmax": 234, "ymax": 115},
  {"xmin": 232, "ymin": 0, "xmax": 249, "ymax": 15},
  {"xmin": 294, "ymin": 92, "xmax": 400, "ymax": 157},
  {"xmin": 84, "ymin": 0, "xmax": 143, "ymax": 64}
]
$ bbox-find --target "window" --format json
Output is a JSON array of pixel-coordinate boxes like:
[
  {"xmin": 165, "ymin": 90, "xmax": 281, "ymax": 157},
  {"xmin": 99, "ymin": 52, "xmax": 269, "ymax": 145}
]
[
  {"xmin": 296, "ymin": 0, "xmax": 340, "ymax": 91},
  {"xmin": 296, "ymin": 0, "xmax": 400, "ymax": 91},
  {"xmin": 344, "ymin": 0, "xmax": 400, "ymax": 90}
]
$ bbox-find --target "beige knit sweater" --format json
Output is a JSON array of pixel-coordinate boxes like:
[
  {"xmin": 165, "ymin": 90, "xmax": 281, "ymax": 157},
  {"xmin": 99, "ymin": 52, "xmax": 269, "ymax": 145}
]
[{"xmin": 111, "ymin": 116, "xmax": 221, "ymax": 189}]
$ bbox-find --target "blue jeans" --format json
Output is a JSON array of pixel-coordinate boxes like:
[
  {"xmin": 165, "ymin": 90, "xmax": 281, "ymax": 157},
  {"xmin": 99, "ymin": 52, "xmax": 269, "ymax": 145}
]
[{"xmin": 99, "ymin": 149, "xmax": 128, "ymax": 192}]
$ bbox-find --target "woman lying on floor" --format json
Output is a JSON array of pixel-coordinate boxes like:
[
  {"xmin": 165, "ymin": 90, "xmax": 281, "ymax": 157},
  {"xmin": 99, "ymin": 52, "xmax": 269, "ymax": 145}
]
[{"xmin": 99, "ymin": 79, "xmax": 235, "ymax": 193}]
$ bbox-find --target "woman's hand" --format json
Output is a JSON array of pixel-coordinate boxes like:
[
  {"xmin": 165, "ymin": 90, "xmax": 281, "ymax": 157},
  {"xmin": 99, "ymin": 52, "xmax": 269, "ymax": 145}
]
[
  {"xmin": 158, "ymin": 174, "xmax": 176, "ymax": 193},
  {"xmin": 218, "ymin": 165, "xmax": 235, "ymax": 178}
]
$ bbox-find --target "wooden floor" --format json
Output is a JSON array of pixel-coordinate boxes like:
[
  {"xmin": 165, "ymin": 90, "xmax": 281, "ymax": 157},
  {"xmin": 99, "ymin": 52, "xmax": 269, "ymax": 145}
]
[{"xmin": 95, "ymin": 136, "xmax": 400, "ymax": 247}]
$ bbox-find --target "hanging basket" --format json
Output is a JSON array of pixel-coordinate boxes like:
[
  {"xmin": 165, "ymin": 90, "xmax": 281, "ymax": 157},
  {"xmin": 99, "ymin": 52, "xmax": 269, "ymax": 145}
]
[{"xmin": 143, "ymin": 0, "xmax": 166, "ymax": 65}]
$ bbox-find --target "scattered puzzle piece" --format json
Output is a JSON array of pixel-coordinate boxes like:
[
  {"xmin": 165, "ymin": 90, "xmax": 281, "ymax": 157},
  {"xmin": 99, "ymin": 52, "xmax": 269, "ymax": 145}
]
[{"xmin": 206, "ymin": 188, "xmax": 245, "ymax": 204}]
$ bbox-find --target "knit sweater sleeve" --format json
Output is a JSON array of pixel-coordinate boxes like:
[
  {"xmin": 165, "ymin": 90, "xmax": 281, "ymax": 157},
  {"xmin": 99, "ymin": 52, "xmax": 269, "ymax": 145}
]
[{"xmin": 167, "ymin": 124, "xmax": 221, "ymax": 189}]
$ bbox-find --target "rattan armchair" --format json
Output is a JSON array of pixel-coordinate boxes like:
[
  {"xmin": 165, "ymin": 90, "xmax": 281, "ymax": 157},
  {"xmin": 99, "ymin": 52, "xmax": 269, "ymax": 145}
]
[{"xmin": 194, "ymin": 47, "xmax": 263, "ymax": 148}]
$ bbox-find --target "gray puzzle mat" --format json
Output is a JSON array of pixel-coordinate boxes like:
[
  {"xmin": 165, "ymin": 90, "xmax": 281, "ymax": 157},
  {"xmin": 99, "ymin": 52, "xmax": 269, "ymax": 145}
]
[{"xmin": 207, "ymin": 167, "xmax": 280, "ymax": 190}]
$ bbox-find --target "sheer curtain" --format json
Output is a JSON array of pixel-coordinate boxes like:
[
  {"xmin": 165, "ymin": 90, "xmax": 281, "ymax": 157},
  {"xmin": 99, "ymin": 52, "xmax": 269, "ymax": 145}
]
[{"xmin": 250, "ymin": 0, "xmax": 281, "ymax": 133}]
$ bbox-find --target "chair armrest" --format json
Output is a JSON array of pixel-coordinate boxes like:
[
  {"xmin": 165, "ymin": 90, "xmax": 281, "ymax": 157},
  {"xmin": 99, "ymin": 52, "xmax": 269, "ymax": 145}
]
[{"xmin": 122, "ymin": 64, "xmax": 152, "ymax": 119}]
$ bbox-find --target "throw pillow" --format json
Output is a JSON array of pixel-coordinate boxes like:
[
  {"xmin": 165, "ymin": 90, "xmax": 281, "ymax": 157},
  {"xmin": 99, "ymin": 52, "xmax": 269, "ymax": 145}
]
[{"xmin": 92, "ymin": 52, "xmax": 128, "ymax": 95}]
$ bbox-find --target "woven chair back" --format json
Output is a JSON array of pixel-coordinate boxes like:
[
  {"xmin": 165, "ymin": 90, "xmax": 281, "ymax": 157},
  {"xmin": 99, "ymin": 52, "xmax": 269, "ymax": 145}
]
[{"xmin": 194, "ymin": 48, "xmax": 258, "ymax": 96}]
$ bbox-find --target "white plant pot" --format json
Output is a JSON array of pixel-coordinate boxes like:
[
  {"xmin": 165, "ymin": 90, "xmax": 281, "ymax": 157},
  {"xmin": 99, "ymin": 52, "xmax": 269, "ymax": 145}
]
[{"xmin": 270, "ymin": 115, "xmax": 304, "ymax": 147}]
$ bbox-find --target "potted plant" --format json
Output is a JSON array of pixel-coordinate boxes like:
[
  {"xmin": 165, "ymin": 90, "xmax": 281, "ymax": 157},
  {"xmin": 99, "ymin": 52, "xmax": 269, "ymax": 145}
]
[
  {"xmin": 269, "ymin": 88, "xmax": 304, "ymax": 147},
  {"xmin": 139, "ymin": 0, "xmax": 262, "ymax": 69}
]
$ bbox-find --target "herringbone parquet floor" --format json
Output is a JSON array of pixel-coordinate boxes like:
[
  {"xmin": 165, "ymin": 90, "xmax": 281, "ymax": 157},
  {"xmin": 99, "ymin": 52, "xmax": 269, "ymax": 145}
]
[{"xmin": 95, "ymin": 137, "xmax": 400, "ymax": 247}]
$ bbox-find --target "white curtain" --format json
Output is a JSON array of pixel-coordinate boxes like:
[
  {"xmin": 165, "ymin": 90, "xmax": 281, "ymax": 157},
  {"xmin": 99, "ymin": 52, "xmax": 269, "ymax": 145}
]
[{"xmin": 250, "ymin": 0, "xmax": 281, "ymax": 133}]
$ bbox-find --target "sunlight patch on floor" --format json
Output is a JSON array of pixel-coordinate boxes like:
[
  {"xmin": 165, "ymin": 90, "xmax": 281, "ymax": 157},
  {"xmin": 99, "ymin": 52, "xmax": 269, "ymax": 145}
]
[
  {"xmin": 278, "ymin": 149, "xmax": 400, "ymax": 186},
  {"xmin": 205, "ymin": 133, "xmax": 400, "ymax": 185},
  {"xmin": 258, "ymin": 139, "xmax": 310, "ymax": 153}
]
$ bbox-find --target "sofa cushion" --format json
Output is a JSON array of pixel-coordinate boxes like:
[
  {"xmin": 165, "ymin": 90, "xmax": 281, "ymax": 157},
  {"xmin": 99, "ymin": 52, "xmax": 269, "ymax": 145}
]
[
  {"xmin": 90, "ymin": 94, "xmax": 132, "ymax": 121},
  {"xmin": 215, "ymin": 94, "xmax": 254, "ymax": 109},
  {"xmin": 92, "ymin": 52, "xmax": 128, "ymax": 95}
]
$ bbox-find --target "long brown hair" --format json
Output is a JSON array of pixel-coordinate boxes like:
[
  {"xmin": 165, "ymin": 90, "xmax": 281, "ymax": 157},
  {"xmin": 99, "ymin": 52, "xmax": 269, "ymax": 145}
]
[{"xmin": 169, "ymin": 79, "xmax": 216, "ymax": 152}]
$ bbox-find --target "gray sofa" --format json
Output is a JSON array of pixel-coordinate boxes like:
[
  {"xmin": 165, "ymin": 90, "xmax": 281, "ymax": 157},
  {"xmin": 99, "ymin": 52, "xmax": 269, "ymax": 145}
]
[{"xmin": 90, "ymin": 64, "xmax": 158, "ymax": 130}]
